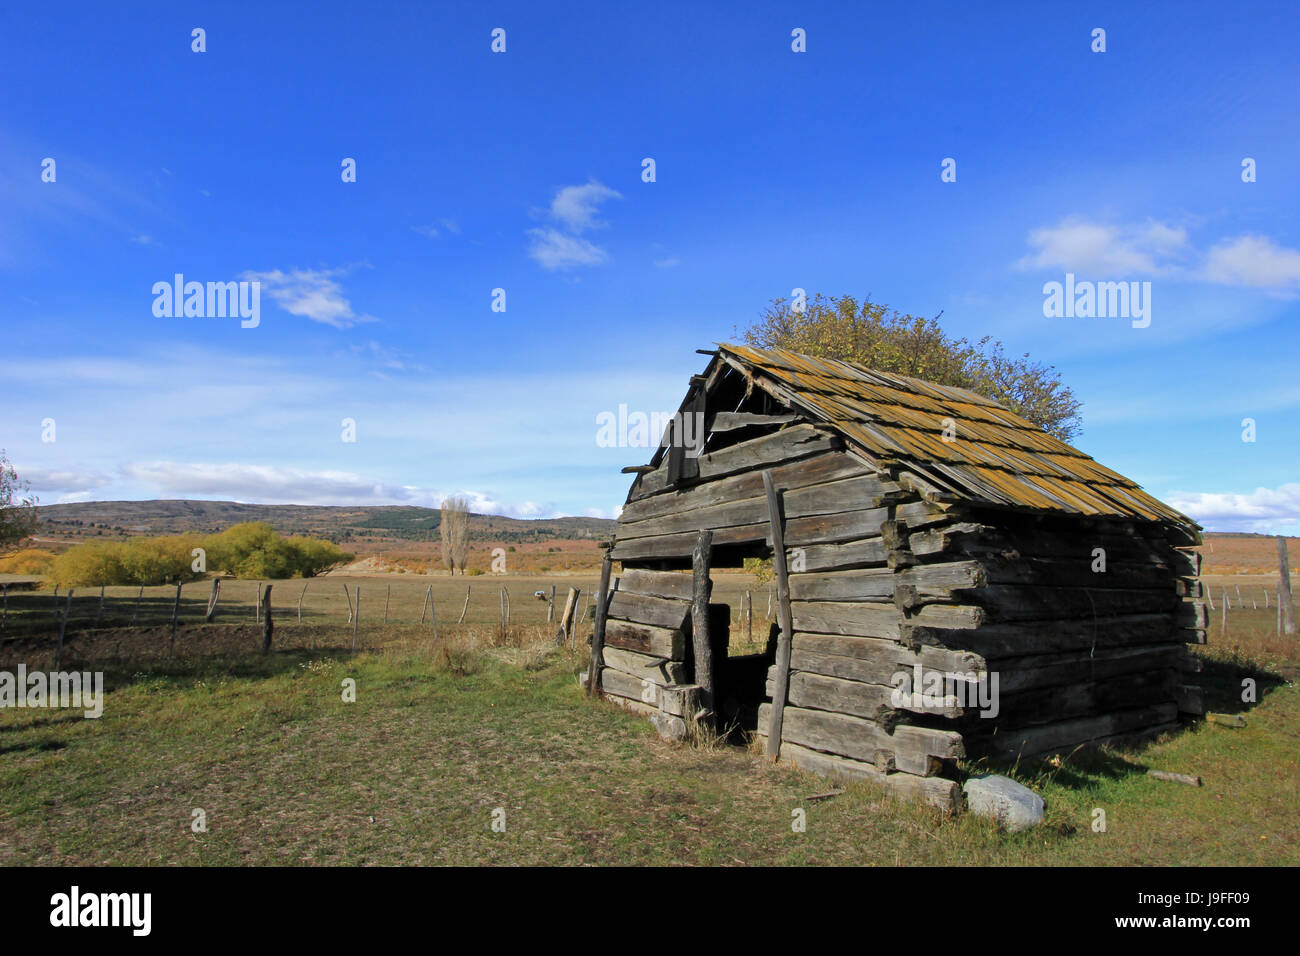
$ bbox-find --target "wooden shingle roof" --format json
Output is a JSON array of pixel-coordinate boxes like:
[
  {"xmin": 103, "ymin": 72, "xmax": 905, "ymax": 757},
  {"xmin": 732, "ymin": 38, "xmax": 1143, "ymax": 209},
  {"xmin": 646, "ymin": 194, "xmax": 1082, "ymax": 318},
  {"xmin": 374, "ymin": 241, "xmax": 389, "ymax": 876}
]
[{"xmin": 716, "ymin": 343, "xmax": 1198, "ymax": 533}]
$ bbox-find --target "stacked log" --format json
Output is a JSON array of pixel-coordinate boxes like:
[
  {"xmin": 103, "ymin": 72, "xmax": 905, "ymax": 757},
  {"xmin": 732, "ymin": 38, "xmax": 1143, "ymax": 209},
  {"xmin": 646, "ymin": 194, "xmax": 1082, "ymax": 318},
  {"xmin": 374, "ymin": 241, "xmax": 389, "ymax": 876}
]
[
  {"xmin": 603, "ymin": 408, "xmax": 1205, "ymax": 807},
  {"xmin": 598, "ymin": 568, "xmax": 702, "ymax": 740}
]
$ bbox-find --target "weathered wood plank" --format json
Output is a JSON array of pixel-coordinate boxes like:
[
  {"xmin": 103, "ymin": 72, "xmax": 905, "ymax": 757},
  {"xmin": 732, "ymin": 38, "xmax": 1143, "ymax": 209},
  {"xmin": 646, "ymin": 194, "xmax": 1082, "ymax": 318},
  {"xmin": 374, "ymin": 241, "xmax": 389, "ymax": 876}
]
[
  {"xmin": 629, "ymin": 424, "xmax": 839, "ymax": 500},
  {"xmin": 764, "ymin": 470, "xmax": 796, "ymax": 757},
  {"xmin": 605, "ymin": 590, "xmax": 692, "ymax": 630},
  {"xmin": 772, "ymin": 742, "xmax": 962, "ymax": 811},
  {"xmin": 603, "ymin": 619, "xmax": 686, "ymax": 659},
  {"xmin": 620, "ymin": 450, "xmax": 876, "ymax": 524},
  {"xmin": 970, "ymin": 703, "xmax": 1179, "ymax": 761},
  {"xmin": 758, "ymin": 703, "xmax": 964, "ymax": 776},
  {"xmin": 617, "ymin": 568, "xmax": 695, "ymax": 602},
  {"xmin": 602, "ymin": 645, "xmax": 688, "ymax": 685}
]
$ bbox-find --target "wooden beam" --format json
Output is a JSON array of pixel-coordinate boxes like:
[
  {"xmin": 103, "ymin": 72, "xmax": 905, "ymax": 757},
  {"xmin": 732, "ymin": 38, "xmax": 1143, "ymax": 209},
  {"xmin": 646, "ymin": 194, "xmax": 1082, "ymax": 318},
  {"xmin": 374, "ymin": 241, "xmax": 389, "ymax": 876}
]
[
  {"xmin": 587, "ymin": 551, "xmax": 614, "ymax": 697},
  {"xmin": 763, "ymin": 469, "xmax": 796, "ymax": 758},
  {"xmin": 1279, "ymin": 536, "xmax": 1296, "ymax": 635},
  {"xmin": 690, "ymin": 530, "xmax": 715, "ymax": 723},
  {"xmin": 710, "ymin": 411, "xmax": 799, "ymax": 432}
]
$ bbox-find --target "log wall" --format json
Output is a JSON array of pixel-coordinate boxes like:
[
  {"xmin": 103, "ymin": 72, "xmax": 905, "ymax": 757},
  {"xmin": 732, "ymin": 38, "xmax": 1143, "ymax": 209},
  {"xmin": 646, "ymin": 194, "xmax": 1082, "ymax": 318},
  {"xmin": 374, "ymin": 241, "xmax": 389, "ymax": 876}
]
[{"xmin": 604, "ymin": 419, "xmax": 1204, "ymax": 808}]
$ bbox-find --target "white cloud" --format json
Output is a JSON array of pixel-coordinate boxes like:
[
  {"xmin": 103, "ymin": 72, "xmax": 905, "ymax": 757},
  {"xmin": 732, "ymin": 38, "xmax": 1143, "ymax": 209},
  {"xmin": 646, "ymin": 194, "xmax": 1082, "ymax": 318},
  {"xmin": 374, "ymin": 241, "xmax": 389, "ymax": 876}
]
[
  {"xmin": 1018, "ymin": 217, "xmax": 1187, "ymax": 275},
  {"xmin": 527, "ymin": 180, "xmax": 622, "ymax": 270},
  {"xmin": 21, "ymin": 467, "xmax": 111, "ymax": 493},
  {"xmin": 1019, "ymin": 217, "xmax": 1300, "ymax": 294},
  {"xmin": 411, "ymin": 224, "xmax": 440, "ymax": 238},
  {"xmin": 548, "ymin": 180, "xmax": 621, "ymax": 233},
  {"xmin": 240, "ymin": 267, "xmax": 376, "ymax": 329},
  {"xmin": 527, "ymin": 228, "xmax": 609, "ymax": 270},
  {"xmin": 1167, "ymin": 482, "xmax": 1300, "ymax": 534},
  {"xmin": 654, "ymin": 257, "xmax": 680, "ymax": 268},
  {"xmin": 1203, "ymin": 235, "xmax": 1300, "ymax": 292},
  {"xmin": 116, "ymin": 461, "xmax": 555, "ymax": 518}
]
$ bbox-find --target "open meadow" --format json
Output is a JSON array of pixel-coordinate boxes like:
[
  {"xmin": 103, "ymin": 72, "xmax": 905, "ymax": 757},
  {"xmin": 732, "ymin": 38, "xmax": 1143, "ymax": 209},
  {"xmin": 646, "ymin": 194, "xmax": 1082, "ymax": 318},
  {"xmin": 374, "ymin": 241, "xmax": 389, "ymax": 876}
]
[{"xmin": 1, "ymin": 564, "xmax": 1296, "ymax": 866}]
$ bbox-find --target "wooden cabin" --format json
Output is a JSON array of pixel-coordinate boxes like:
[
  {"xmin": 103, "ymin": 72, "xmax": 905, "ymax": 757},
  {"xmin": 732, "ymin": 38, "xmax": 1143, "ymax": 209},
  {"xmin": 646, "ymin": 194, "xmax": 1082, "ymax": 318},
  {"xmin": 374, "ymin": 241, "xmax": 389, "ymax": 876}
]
[{"xmin": 585, "ymin": 344, "xmax": 1205, "ymax": 809}]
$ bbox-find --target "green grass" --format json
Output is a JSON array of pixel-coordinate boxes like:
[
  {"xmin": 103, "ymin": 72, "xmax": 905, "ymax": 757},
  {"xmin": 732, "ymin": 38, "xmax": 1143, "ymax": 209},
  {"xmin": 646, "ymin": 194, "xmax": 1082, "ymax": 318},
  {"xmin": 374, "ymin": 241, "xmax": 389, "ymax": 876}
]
[
  {"xmin": 1, "ymin": 610, "xmax": 1296, "ymax": 866},
  {"xmin": 1, "ymin": 570, "xmax": 1296, "ymax": 865}
]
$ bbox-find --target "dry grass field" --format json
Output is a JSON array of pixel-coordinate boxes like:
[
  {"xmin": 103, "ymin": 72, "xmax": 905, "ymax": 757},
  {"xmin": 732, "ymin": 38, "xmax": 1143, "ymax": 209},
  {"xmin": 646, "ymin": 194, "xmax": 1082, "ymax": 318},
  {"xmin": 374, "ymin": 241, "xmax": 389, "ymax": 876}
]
[{"xmin": 1, "ymin": 551, "xmax": 1296, "ymax": 866}]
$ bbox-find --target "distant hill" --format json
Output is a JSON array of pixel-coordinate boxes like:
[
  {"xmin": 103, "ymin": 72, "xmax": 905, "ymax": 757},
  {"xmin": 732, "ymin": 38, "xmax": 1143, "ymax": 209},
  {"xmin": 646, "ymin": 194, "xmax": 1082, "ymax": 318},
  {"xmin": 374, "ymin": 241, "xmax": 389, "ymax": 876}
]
[{"xmin": 36, "ymin": 499, "xmax": 617, "ymax": 545}]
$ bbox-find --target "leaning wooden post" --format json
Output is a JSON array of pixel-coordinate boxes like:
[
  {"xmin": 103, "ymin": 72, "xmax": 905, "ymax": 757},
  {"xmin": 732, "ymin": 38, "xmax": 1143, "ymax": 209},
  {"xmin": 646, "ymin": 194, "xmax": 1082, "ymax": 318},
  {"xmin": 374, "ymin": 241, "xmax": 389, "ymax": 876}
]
[
  {"xmin": 691, "ymin": 529, "xmax": 715, "ymax": 725},
  {"xmin": 745, "ymin": 589, "xmax": 753, "ymax": 645},
  {"xmin": 420, "ymin": 585, "xmax": 432, "ymax": 624},
  {"xmin": 343, "ymin": 583, "xmax": 354, "ymax": 623},
  {"xmin": 297, "ymin": 581, "xmax": 308, "ymax": 623},
  {"xmin": 169, "ymin": 582, "xmax": 183, "ymax": 655},
  {"xmin": 261, "ymin": 584, "xmax": 274, "ymax": 653},
  {"xmin": 457, "ymin": 585, "xmax": 470, "ymax": 625},
  {"xmin": 587, "ymin": 550, "xmax": 614, "ymax": 696},
  {"xmin": 429, "ymin": 588, "xmax": 438, "ymax": 640},
  {"xmin": 762, "ymin": 470, "xmax": 795, "ymax": 758},
  {"xmin": 131, "ymin": 584, "xmax": 144, "ymax": 624},
  {"xmin": 556, "ymin": 587, "xmax": 579, "ymax": 646},
  {"xmin": 547, "ymin": 584, "xmax": 556, "ymax": 623},
  {"xmin": 204, "ymin": 578, "xmax": 221, "ymax": 623},
  {"xmin": 255, "ymin": 582, "xmax": 262, "ymax": 623},
  {"xmin": 94, "ymin": 584, "xmax": 105, "ymax": 627},
  {"xmin": 498, "ymin": 587, "xmax": 506, "ymax": 641},
  {"xmin": 351, "ymin": 587, "xmax": 361, "ymax": 653},
  {"xmin": 384, "ymin": 584, "xmax": 391, "ymax": 625},
  {"xmin": 1279, "ymin": 537, "xmax": 1297, "ymax": 635},
  {"xmin": 55, "ymin": 588, "xmax": 74, "ymax": 669}
]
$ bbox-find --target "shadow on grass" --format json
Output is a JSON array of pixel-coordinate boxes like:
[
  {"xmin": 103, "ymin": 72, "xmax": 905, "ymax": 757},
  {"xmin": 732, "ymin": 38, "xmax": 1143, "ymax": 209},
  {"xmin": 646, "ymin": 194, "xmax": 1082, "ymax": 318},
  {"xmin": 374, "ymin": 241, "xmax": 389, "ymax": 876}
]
[{"xmin": 1197, "ymin": 654, "xmax": 1288, "ymax": 716}]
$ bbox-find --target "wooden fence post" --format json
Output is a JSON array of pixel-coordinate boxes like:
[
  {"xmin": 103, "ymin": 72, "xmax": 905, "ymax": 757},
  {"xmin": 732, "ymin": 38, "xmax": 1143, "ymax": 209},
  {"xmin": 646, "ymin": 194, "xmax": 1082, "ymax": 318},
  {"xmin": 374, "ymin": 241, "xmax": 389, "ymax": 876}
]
[
  {"xmin": 262, "ymin": 584, "xmax": 274, "ymax": 653},
  {"xmin": 745, "ymin": 589, "xmax": 753, "ymax": 645},
  {"xmin": 547, "ymin": 584, "xmax": 556, "ymax": 623},
  {"xmin": 384, "ymin": 585, "xmax": 391, "ymax": 625},
  {"xmin": 691, "ymin": 529, "xmax": 715, "ymax": 725},
  {"xmin": 205, "ymin": 578, "xmax": 221, "ymax": 623},
  {"xmin": 762, "ymin": 470, "xmax": 795, "ymax": 759},
  {"xmin": 95, "ymin": 584, "xmax": 105, "ymax": 627},
  {"xmin": 429, "ymin": 587, "xmax": 438, "ymax": 640},
  {"xmin": 298, "ymin": 581, "xmax": 309, "ymax": 622},
  {"xmin": 555, "ymin": 587, "xmax": 579, "ymax": 646},
  {"xmin": 255, "ymin": 582, "xmax": 262, "ymax": 623},
  {"xmin": 351, "ymin": 587, "xmax": 361, "ymax": 653},
  {"xmin": 458, "ymin": 585, "xmax": 470, "ymax": 625},
  {"xmin": 420, "ymin": 585, "xmax": 432, "ymax": 624},
  {"xmin": 587, "ymin": 551, "xmax": 614, "ymax": 696},
  {"xmin": 169, "ymin": 582, "xmax": 183, "ymax": 655},
  {"xmin": 132, "ymin": 584, "xmax": 144, "ymax": 625},
  {"xmin": 1280, "ymin": 537, "xmax": 1296, "ymax": 635},
  {"xmin": 55, "ymin": 588, "xmax": 73, "ymax": 669}
]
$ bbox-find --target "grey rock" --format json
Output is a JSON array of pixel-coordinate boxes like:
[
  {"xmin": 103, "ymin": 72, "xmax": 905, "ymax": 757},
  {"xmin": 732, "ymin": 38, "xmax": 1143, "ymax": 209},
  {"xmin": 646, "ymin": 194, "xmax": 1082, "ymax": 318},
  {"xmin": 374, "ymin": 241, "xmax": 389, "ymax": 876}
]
[{"xmin": 963, "ymin": 774, "xmax": 1045, "ymax": 832}]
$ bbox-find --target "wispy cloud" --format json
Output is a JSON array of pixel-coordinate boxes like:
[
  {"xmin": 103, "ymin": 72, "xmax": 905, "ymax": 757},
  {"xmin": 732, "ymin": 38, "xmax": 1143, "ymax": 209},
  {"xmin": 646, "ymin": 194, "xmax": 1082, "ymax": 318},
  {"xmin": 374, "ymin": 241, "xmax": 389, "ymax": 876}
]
[
  {"xmin": 528, "ymin": 179, "xmax": 621, "ymax": 270},
  {"xmin": 1017, "ymin": 217, "xmax": 1188, "ymax": 275},
  {"xmin": 1167, "ymin": 482, "xmax": 1300, "ymax": 534},
  {"xmin": 1204, "ymin": 235, "xmax": 1300, "ymax": 293},
  {"xmin": 116, "ymin": 460, "xmax": 550, "ymax": 517},
  {"xmin": 1017, "ymin": 216, "xmax": 1300, "ymax": 295},
  {"xmin": 240, "ymin": 266, "xmax": 376, "ymax": 328},
  {"xmin": 527, "ymin": 229, "xmax": 608, "ymax": 269}
]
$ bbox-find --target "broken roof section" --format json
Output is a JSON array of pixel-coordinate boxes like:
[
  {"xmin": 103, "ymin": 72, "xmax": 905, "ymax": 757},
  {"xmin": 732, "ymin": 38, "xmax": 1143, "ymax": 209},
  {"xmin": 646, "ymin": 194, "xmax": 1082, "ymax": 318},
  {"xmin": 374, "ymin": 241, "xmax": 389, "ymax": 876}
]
[{"xmin": 702, "ymin": 343, "xmax": 1198, "ymax": 534}]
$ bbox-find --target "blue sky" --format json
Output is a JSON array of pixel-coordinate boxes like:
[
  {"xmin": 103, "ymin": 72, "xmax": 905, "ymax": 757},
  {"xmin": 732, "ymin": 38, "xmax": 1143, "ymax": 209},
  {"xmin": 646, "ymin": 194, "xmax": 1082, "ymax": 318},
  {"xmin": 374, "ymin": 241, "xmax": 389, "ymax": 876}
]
[{"xmin": 3, "ymin": 1, "xmax": 1299, "ymax": 532}]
